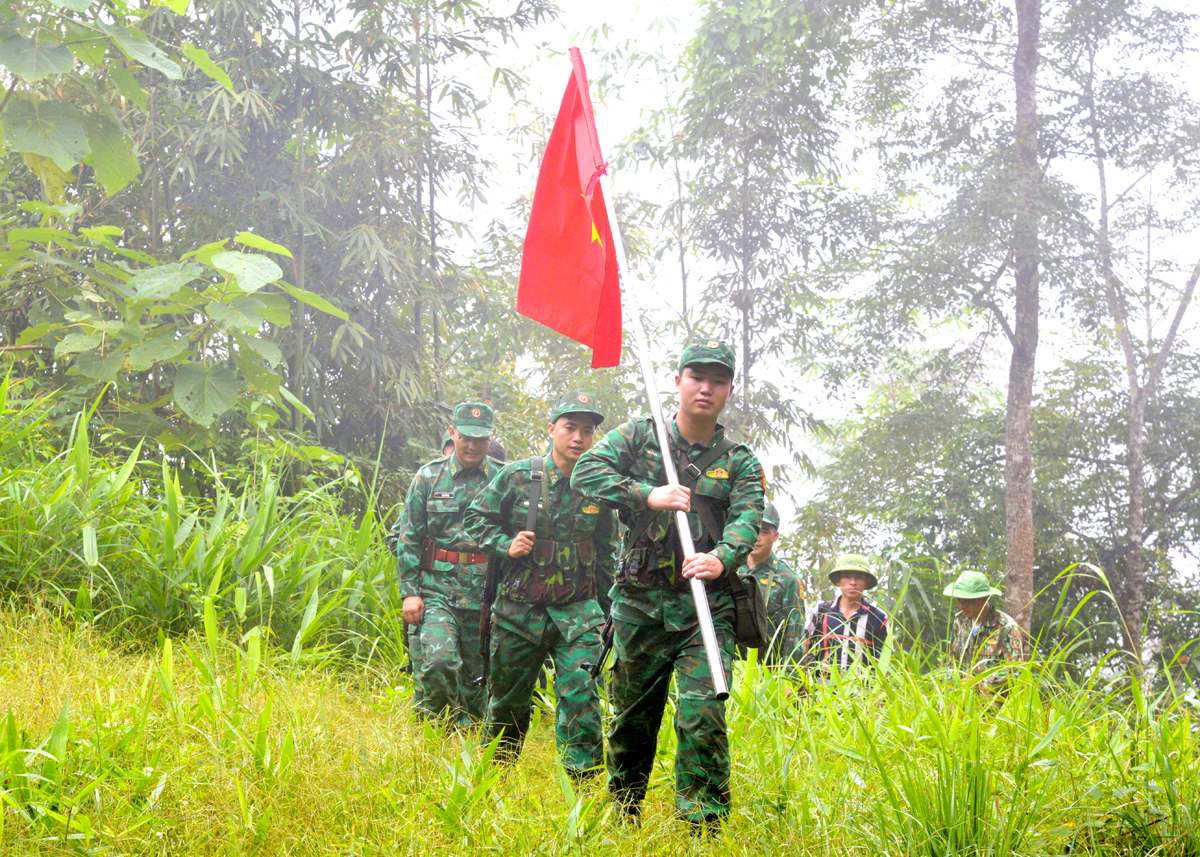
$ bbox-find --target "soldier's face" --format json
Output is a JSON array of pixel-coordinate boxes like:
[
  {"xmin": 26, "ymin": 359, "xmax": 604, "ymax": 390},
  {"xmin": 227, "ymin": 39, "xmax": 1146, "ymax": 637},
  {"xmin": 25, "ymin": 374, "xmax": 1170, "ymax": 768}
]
[
  {"xmin": 753, "ymin": 525, "xmax": 779, "ymax": 555},
  {"xmin": 956, "ymin": 596, "xmax": 989, "ymax": 619},
  {"xmin": 548, "ymin": 416, "xmax": 598, "ymax": 464},
  {"xmin": 450, "ymin": 427, "xmax": 489, "ymax": 468},
  {"xmin": 676, "ymin": 365, "xmax": 733, "ymax": 419}
]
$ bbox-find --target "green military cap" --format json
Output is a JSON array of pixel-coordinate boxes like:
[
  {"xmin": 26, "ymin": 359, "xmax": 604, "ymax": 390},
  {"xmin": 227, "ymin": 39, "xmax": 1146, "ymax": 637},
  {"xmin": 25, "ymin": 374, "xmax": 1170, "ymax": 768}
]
[
  {"xmin": 761, "ymin": 502, "xmax": 780, "ymax": 529},
  {"xmin": 440, "ymin": 429, "xmax": 454, "ymax": 450},
  {"xmin": 943, "ymin": 570, "xmax": 1003, "ymax": 599},
  {"xmin": 828, "ymin": 553, "xmax": 878, "ymax": 589},
  {"xmin": 452, "ymin": 401, "xmax": 494, "ymax": 438},
  {"xmin": 678, "ymin": 339, "xmax": 735, "ymax": 375},
  {"xmin": 549, "ymin": 390, "xmax": 605, "ymax": 424}
]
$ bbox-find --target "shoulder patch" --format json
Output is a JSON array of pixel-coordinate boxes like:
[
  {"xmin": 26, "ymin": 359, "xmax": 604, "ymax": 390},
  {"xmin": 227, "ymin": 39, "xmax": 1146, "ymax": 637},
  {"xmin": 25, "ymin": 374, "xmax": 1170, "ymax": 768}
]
[
  {"xmin": 705, "ymin": 467, "xmax": 729, "ymax": 479},
  {"xmin": 581, "ymin": 504, "xmax": 600, "ymax": 514}
]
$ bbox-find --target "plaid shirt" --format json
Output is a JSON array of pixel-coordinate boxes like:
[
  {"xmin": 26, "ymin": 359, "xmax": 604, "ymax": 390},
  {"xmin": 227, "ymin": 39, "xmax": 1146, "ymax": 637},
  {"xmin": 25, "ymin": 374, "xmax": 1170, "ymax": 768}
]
[{"xmin": 802, "ymin": 596, "xmax": 889, "ymax": 671}]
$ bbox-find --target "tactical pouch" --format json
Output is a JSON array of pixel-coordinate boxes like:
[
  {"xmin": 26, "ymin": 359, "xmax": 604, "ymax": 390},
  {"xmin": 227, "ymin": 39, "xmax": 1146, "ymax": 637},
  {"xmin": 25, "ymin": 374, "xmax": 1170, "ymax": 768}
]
[
  {"xmin": 731, "ymin": 573, "xmax": 772, "ymax": 649},
  {"xmin": 505, "ymin": 539, "xmax": 597, "ymax": 605},
  {"xmin": 618, "ymin": 539, "xmax": 690, "ymax": 591},
  {"xmin": 419, "ymin": 537, "xmax": 436, "ymax": 572}
]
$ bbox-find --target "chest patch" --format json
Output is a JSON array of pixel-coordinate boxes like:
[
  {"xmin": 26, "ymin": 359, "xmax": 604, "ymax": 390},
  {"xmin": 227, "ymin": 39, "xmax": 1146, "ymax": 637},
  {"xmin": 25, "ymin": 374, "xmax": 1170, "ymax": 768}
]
[
  {"xmin": 581, "ymin": 505, "xmax": 600, "ymax": 514},
  {"xmin": 433, "ymin": 491, "xmax": 455, "ymax": 500},
  {"xmin": 705, "ymin": 467, "xmax": 729, "ymax": 479}
]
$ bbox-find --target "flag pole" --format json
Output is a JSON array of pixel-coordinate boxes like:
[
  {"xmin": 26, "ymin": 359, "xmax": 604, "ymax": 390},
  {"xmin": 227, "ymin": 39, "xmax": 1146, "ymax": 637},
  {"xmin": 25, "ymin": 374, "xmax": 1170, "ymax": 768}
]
[{"xmin": 598, "ymin": 182, "xmax": 730, "ymax": 701}]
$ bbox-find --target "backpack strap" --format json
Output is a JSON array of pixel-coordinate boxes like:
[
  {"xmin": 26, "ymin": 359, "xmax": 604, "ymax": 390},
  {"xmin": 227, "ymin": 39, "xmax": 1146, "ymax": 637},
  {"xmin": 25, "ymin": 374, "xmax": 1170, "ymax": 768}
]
[{"xmin": 525, "ymin": 456, "xmax": 545, "ymax": 534}]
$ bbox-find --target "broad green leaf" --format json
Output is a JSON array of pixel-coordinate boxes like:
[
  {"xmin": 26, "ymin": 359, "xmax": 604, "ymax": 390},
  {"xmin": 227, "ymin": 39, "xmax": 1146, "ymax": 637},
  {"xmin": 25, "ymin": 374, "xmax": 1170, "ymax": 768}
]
[
  {"xmin": 8, "ymin": 226, "xmax": 74, "ymax": 245},
  {"xmin": 129, "ymin": 262, "xmax": 204, "ymax": 299},
  {"xmin": 82, "ymin": 524, "xmax": 98, "ymax": 567},
  {"xmin": 275, "ymin": 280, "xmax": 348, "ymax": 321},
  {"xmin": 109, "ymin": 65, "xmax": 147, "ymax": 109},
  {"xmin": 207, "ymin": 297, "xmax": 264, "ymax": 330},
  {"xmin": 76, "ymin": 349, "xmax": 125, "ymax": 380},
  {"xmin": 49, "ymin": 0, "xmax": 93, "ymax": 10},
  {"xmin": 211, "ymin": 251, "xmax": 282, "ymax": 293},
  {"xmin": 80, "ymin": 224, "xmax": 123, "ymax": 249},
  {"xmin": 182, "ymin": 42, "xmax": 232, "ymax": 92},
  {"xmin": 234, "ymin": 230, "xmax": 292, "ymax": 258},
  {"xmin": 99, "ymin": 24, "xmax": 182, "ymax": 80},
  {"xmin": 55, "ymin": 331, "xmax": 101, "ymax": 356},
  {"xmin": 183, "ymin": 239, "xmax": 229, "ymax": 267},
  {"xmin": 174, "ymin": 363, "xmax": 240, "ymax": 426},
  {"xmin": 82, "ymin": 114, "xmax": 140, "ymax": 195},
  {"xmin": 20, "ymin": 153, "xmax": 72, "ymax": 203},
  {"xmin": 255, "ymin": 293, "xmax": 291, "ymax": 327},
  {"xmin": 0, "ymin": 35, "xmax": 74, "ymax": 81},
  {"xmin": 241, "ymin": 335, "xmax": 282, "ymax": 367},
  {"xmin": 3, "ymin": 99, "xmax": 90, "ymax": 171},
  {"xmin": 62, "ymin": 26, "xmax": 107, "ymax": 66},
  {"xmin": 128, "ymin": 332, "xmax": 187, "ymax": 370},
  {"xmin": 279, "ymin": 386, "xmax": 313, "ymax": 419},
  {"xmin": 154, "ymin": 0, "xmax": 190, "ymax": 13},
  {"xmin": 237, "ymin": 355, "xmax": 281, "ymax": 397},
  {"xmin": 15, "ymin": 321, "xmax": 64, "ymax": 346}
]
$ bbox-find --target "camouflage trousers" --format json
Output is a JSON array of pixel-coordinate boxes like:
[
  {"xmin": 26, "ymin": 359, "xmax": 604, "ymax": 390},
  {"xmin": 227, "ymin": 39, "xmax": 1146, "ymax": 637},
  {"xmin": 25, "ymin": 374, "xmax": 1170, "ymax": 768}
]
[
  {"xmin": 607, "ymin": 613, "xmax": 736, "ymax": 823},
  {"xmin": 405, "ymin": 621, "xmax": 426, "ymax": 710},
  {"xmin": 414, "ymin": 599, "xmax": 486, "ymax": 727},
  {"xmin": 484, "ymin": 621, "xmax": 603, "ymax": 775}
]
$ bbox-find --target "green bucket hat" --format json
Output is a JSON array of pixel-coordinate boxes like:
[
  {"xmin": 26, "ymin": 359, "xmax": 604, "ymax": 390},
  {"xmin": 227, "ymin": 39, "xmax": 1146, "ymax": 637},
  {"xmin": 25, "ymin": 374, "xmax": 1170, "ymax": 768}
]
[
  {"xmin": 452, "ymin": 401, "xmax": 494, "ymax": 438},
  {"xmin": 761, "ymin": 502, "xmax": 780, "ymax": 530},
  {"xmin": 828, "ymin": 553, "xmax": 878, "ymax": 589},
  {"xmin": 549, "ymin": 390, "xmax": 604, "ymax": 425},
  {"xmin": 678, "ymin": 339, "xmax": 735, "ymax": 375},
  {"xmin": 943, "ymin": 570, "xmax": 1003, "ymax": 599}
]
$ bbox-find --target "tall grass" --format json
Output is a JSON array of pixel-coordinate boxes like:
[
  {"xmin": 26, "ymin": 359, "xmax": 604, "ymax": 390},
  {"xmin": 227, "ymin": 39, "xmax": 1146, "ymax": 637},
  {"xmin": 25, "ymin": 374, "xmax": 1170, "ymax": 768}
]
[
  {"xmin": 4, "ymin": 383, "xmax": 1200, "ymax": 854},
  {"xmin": 0, "ymin": 379, "xmax": 403, "ymax": 667}
]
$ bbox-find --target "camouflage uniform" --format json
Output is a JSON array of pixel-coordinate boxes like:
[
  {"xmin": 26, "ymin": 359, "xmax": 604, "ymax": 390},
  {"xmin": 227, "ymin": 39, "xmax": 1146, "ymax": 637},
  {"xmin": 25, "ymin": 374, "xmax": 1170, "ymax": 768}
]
[
  {"xmin": 740, "ymin": 554, "xmax": 805, "ymax": 664},
  {"xmin": 464, "ymin": 450, "xmax": 619, "ymax": 775},
  {"xmin": 394, "ymin": 450, "xmax": 501, "ymax": 726},
  {"xmin": 571, "ymin": 415, "xmax": 764, "ymax": 824},
  {"xmin": 949, "ymin": 604, "xmax": 1026, "ymax": 690}
]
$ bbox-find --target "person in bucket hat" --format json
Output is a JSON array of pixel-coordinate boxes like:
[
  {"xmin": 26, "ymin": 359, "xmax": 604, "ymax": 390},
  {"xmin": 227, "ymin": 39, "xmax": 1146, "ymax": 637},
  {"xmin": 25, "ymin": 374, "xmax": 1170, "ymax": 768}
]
[
  {"xmin": 801, "ymin": 554, "xmax": 889, "ymax": 675},
  {"xmin": 944, "ymin": 570, "xmax": 1026, "ymax": 693}
]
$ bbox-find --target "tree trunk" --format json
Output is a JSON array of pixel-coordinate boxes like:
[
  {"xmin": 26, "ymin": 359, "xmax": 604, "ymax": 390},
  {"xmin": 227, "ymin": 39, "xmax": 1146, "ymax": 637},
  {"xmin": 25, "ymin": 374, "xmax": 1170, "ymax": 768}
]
[{"xmin": 1004, "ymin": 0, "xmax": 1041, "ymax": 633}]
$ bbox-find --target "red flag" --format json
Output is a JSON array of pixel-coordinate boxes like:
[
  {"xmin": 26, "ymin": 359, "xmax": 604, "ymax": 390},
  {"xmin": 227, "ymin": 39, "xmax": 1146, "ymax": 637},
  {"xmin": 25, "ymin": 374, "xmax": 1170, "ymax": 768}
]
[{"xmin": 517, "ymin": 47, "xmax": 622, "ymax": 367}]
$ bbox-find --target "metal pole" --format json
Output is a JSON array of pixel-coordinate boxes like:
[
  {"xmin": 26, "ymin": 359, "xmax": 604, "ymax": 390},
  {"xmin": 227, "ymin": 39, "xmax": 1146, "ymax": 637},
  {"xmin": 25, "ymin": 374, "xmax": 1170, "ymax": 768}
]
[{"xmin": 599, "ymin": 181, "xmax": 730, "ymax": 700}]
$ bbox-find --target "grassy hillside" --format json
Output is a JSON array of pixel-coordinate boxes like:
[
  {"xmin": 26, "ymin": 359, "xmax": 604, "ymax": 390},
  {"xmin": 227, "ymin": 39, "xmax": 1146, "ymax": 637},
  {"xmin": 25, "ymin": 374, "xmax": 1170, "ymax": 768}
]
[{"xmin": 3, "ymin": 608, "xmax": 1198, "ymax": 856}]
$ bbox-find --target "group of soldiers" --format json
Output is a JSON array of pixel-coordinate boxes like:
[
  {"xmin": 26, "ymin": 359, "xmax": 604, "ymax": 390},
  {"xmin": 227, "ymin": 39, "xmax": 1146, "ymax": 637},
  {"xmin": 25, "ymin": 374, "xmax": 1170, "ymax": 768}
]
[{"xmin": 388, "ymin": 339, "xmax": 1027, "ymax": 830}]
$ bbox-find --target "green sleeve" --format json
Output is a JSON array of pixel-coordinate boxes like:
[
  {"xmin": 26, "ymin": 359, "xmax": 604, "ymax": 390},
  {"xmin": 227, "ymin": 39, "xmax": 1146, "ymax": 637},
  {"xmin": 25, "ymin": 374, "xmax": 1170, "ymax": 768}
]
[
  {"xmin": 570, "ymin": 419, "xmax": 655, "ymax": 512},
  {"xmin": 463, "ymin": 465, "xmax": 518, "ymax": 558},
  {"xmin": 395, "ymin": 472, "xmax": 430, "ymax": 599}
]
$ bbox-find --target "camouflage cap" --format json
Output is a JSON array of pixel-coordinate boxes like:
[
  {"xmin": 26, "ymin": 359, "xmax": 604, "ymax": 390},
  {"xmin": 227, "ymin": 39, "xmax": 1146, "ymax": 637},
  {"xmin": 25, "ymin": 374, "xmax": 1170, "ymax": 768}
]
[
  {"xmin": 440, "ymin": 429, "xmax": 454, "ymax": 451},
  {"xmin": 943, "ymin": 570, "xmax": 1002, "ymax": 599},
  {"xmin": 452, "ymin": 402, "xmax": 494, "ymax": 438},
  {"xmin": 678, "ymin": 339, "xmax": 735, "ymax": 375},
  {"xmin": 549, "ymin": 390, "xmax": 604, "ymax": 425},
  {"xmin": 761, "ymin": 502, "xmax": 780, "ymax": 530},
  {"xmin": 828, "ymin": 553, "xmax": 879, "ymax": 589}
]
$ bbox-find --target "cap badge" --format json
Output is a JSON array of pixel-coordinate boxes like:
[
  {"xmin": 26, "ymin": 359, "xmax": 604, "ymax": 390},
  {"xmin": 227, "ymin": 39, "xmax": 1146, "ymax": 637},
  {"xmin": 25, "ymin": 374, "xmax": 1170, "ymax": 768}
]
[
  {"xmin": 706, "ymin": 340, "xmax": 718, "ymax": 348},
  {"xmin": 471, "ymin": 408, "xmax": 481, "ymax": 417},
  {"xmin": 578, "ymin": 394, "xmax": 589, "ymax": 403}
]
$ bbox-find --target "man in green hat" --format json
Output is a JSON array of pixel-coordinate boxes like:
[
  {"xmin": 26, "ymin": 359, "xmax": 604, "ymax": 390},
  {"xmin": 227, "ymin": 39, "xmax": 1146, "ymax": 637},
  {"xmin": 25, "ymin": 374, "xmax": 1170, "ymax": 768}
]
[
  {"xmin": 571, "ymin": 339, "xmax": 764, "ymax": 829},
  {"xmin": 738, "ymin": 501, "xmax": 805, "ymax": 665},
  {"xmin": 392, "ymin": 401, "xmax": 501, "ymax": 726},
  {"xmin": 944, "ymin": 570, "xmax": 1026, "ymax": 692},
  {"xmin": 464, "ymin": 391, "xmax": 619, "ymax": 777},
  {"xmin": 801, "ymin": 554, "xmax": 889, "ymax": 675}
]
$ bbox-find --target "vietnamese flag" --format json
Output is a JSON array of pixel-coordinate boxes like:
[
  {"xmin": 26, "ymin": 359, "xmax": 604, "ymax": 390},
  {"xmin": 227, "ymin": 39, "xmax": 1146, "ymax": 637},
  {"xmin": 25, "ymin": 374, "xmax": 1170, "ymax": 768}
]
[{"xmin": 517, "ymin": 47, "xmax": 622, "ymax": 367}]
